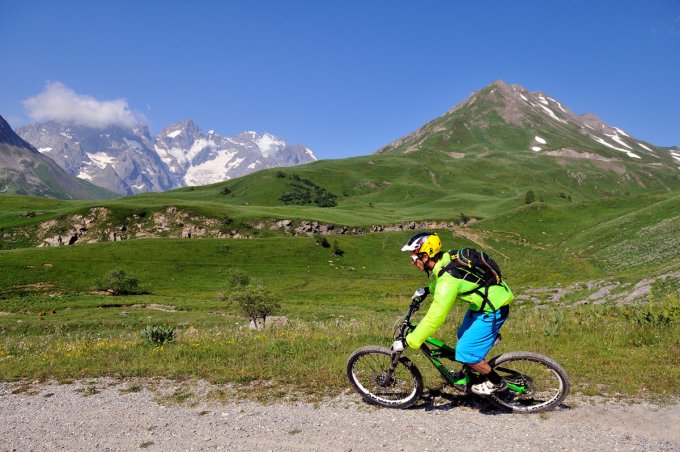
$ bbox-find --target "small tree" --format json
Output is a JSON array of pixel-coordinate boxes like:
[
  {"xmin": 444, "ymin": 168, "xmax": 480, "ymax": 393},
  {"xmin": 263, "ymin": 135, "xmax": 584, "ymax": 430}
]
[
  {"xmin": 459, "ymin": 213, "xmax": 471, "ymax": 225},
  {"xmin": 525, "ymin": 190, "xmax": 536, "ymax": 204},
  {"xmin": 229, "ymin": 284, "xmax": 281, "ymax": 328},
  {"xmin": 95, "ymin": 269, "xmax": 139, "ymax": 295}
]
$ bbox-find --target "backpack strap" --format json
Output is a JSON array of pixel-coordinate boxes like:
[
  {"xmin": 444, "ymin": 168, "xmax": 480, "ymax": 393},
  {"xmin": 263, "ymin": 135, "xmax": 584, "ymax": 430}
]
[{"xmin": 438, "ymin": 249, "xmax": 501, "ymax": 312}]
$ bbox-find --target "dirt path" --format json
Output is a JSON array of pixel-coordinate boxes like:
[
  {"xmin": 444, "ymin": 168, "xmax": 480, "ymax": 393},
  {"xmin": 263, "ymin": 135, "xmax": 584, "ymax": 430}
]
[{"xmin": 1, "ymin": 379, "xmax": 678, "ymax": 451}]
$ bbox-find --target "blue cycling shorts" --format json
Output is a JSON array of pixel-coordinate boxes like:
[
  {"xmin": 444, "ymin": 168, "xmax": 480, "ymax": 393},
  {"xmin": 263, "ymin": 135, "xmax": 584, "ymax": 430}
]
[{"xmin": 455, "ymin": 306, "xmax": 509, "ymax": 364}]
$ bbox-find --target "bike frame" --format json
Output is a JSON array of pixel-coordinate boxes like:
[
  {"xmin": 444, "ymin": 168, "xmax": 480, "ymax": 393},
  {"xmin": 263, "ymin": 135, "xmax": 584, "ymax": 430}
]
[{"xmin": 397, "ymin": 303, "xmax": 527, "ymax": 395}]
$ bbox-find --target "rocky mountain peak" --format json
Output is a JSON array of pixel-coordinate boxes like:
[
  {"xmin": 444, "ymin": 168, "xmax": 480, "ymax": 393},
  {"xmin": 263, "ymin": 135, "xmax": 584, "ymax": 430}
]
[{"xmin": 0, "ymin": 115, "xmax": 38, "ymax": 150}]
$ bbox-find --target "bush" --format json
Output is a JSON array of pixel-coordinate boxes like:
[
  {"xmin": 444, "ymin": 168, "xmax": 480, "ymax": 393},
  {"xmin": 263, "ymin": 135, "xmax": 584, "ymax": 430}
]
[
  {"xmin": 279, "ymin": 176, "xmax": 337, "ymax": 207},
  {"xmin": 332, "ymin": 240, "xmax": 344, "ymax": 256},
  {"xmin": 140, "ymin": 325, "xmax": 175, "ymax": 345},
  {"xmin": 94, "ymin": 269, "xmax": 140, "ymax": 295},
  {"xmin": 314, "ymin": 233, "xmax": 330, "ymax": 248},
  {"xmin": 226, "ymin": 268, "xmax": 251, "ymax": 289}
]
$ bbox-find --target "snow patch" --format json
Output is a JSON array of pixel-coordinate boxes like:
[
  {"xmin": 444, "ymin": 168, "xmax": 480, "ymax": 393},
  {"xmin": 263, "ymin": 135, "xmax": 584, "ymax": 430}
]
[
  {"xmin": 532, "ymin": 146, "xmax": 542, "ymax": 152},
  {"xmin": 77, "ymin": 170, "xmax": 93, "ymax": 181},
  {"xmin": 184, "ymin": 151, "xmax": 243, "ymax": 186},
  {"xmin": 86, "ymin": 152, "xmax": 117, "ymax": 169},
  {"xmin": 248, "ymin": 160, "xmax": 261, "ymax": 169},
  {"xmin": 539, "ymin": 104, "xmax": 567, "ymax": 123},
  {"xmin": 520, "ymin": 94, "xmax": 528, "ymax": 102},
  {"xmin": 38, "ymin": 147, "xmax": 53, "ymax": 153},
  {"xmin": 187, "ymin": 138, "xmax": 211, "ymax": 162},
  {"xmin": 305, "ymin": 147, "xmax": 317, "ymax": 161},
  {"xmin": 256, "ymin": 133, "xmax": 285, "ymax": 158},
  {"xmin": 166, "ymin": 130, "xmax": 182, "ymax": 138},
  {"xmin": 605, "ymin": 132, "xmax": 632, "ymax": 149},
  {"xmin": 592, "ymin": 137, "xmax": 641, "ymax": 159},
  {"xmin": 534, "ymin": 136, "xmax": 547, "ymax": 144},
  {"xmin": 59, "ymin": 132, "xmax": 73, "ymax": 139},
  {"xmin": 638, "ymin": 142, "xmax": 654, "ymax": 152},
  {"xmin": 155, "ymin": 144, "xmax": 188, "ymax": 171},
  {"xmin": 614, "ymin": 127, "xmax": 630, "ymax": 137}
]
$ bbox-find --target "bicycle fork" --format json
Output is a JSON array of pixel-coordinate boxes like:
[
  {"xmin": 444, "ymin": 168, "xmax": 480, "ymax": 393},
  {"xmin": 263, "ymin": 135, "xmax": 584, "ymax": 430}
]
[{"xmin": 381, "ymin": 351, "xmax": 402, "ymax": 386}]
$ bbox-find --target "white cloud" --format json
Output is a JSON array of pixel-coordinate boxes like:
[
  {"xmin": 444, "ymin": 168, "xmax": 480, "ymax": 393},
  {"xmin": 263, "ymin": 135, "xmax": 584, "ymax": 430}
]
[{"xmin": 23, "ymin": 81, "xmax": 146, "ymax": 128}]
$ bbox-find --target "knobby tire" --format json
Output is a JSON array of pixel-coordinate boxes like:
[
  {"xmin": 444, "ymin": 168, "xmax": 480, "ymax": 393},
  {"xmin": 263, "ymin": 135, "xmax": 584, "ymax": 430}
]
[
  {"xmin": 487, "ymin": 351, "xmax": 570, "ymax": 413},
  {"xmin": 346, "ymin": 345, "xmax": 423, "ymax": 409}
]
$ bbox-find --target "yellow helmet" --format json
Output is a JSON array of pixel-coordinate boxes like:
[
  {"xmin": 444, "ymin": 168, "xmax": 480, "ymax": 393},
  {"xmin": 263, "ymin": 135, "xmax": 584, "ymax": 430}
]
[{"xmin": 401, "ymin": 232, "xmax": 442, "ymax": 258}]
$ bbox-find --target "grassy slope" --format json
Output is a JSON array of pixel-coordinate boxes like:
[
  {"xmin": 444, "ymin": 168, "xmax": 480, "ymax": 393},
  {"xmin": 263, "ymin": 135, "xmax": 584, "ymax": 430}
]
[{"xmin": 3, "ymin": 146, "xmax": 677, "ymax": 234}]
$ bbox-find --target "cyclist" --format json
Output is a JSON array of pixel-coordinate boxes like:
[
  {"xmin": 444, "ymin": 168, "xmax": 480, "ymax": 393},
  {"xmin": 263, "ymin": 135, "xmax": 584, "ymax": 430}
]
[{"xmin": 392, "ymin": 232, "xmax": 514, "ymax": 395}]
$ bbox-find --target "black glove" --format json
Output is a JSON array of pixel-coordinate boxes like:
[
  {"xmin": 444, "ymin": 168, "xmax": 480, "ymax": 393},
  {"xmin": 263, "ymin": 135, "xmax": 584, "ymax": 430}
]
[{"xmin": 411, "ymin": 287, "xmax": 429, "ymax": 303}]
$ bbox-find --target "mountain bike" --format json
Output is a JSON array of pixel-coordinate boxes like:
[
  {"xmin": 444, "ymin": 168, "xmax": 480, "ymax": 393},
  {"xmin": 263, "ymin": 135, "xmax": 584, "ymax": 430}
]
[{"xmin": 346, "ymin": 298, "xmax": 570, "ymax": 413}]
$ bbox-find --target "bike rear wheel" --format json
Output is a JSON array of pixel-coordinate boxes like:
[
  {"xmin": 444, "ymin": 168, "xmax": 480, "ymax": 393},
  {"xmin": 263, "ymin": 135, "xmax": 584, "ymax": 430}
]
[
  {"xmin": 487, "ymin": 351, "xmax": 570, "ymax": 413},
  {"xmin": 346, "ymin": 345, "xmax": 423, "ymax": 409}
]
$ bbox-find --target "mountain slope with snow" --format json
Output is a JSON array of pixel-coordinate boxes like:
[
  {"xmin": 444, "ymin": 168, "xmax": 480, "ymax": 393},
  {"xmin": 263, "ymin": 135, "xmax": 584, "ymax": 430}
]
[
  {"xmin": 377, "ymin": 80, "xmax": 679, "ymax": 172},
  {"xmin": 154, "ymin": 121, "xmax": 317, "ymax": 187},
  {"xmin": 16, "ymin": 119, "xmax": 317, "ymax": 195}
]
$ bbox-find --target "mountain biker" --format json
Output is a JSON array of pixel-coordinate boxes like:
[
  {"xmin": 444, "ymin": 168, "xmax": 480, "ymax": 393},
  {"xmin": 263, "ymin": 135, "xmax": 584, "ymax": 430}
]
[{"xmin": 392, "ymin": 232, "xmax": 514, "ymax": 395}]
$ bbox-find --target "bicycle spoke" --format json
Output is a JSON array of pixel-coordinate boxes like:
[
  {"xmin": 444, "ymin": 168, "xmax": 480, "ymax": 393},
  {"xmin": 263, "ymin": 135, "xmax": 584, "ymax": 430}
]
[
  {"xmin": 347, "ymin": 346, "xmax": 423, "ymax": 407},
  {"xmin": 491, "ymin": 356, "xmax": 567, "ymax": 412}
]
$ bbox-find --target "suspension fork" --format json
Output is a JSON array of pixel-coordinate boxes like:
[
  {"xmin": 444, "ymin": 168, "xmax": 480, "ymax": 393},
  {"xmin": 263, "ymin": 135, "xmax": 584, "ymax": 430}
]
[{"xmin": 381, "ymin": 351, "xmax": 402, "ymax": 385}]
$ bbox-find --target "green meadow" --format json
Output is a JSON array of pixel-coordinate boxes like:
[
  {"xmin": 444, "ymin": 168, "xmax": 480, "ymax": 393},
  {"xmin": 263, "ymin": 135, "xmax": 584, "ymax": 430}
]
[{"xmin": 1, "ymin": 146, "xmax": 679, "ymax": 401}]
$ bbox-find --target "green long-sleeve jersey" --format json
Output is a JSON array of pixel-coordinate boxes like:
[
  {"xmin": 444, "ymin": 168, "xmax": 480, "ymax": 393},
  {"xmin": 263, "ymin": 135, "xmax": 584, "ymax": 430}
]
[{"xmin": 405, "ymin": 252, "xmax": 513, "ymax": 349}]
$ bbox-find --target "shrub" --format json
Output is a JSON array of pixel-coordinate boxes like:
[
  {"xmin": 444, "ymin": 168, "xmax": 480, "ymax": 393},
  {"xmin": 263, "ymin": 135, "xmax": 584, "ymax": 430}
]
[
  {"xmin": 314, "ymin": 233, "xmax": 330, "ymax": 248},
  {"xmin": 279, "ymin": 177, "xmax": 337, "ymax": 207},
  {"xmin": 525, "ymin": 190, "xmax": 535, "ymax": 204},
  {"xmin": 140, "ymin": 325, "xmax": 175, "ymax": 345},
  {"xmin": 332, "ymin": 240, "xmax": 344, "ymax": 256},
  {"xmin": 94, "ymin": 269, "xmax": 140, "ymax": 295},
  {"xmin": 226, "ymin": 268, "xmax": 251, "ymax": 288}
]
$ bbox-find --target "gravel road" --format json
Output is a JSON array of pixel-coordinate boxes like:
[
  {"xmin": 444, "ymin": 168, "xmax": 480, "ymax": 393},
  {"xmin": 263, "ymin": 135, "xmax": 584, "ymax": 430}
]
[{"xmin": 1, "ymin": 378, "xmax": 679, "ymax": 451}]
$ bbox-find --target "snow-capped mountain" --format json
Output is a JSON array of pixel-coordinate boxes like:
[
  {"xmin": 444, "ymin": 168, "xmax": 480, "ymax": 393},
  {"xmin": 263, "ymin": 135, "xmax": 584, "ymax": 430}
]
[
  {"xmin": 0, "ymin": 114, "xmax": 116, "ymax": 199},
  {"xmin": 16, "ymin": 120, "xmax": 317, "ymax": 195},
  {"xmin": 17, "ymin": 122, "xmax": 178, "ymax": 194},
  {"xmin": 154, "ymin": 120, "xmax": 317, "ymax": 186}
]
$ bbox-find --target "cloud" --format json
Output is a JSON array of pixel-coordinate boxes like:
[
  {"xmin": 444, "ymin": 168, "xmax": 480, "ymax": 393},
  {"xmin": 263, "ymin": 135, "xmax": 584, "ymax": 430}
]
[{"xmin": 23, "ymin": 82, "xmax": 146, "ymax": 129}]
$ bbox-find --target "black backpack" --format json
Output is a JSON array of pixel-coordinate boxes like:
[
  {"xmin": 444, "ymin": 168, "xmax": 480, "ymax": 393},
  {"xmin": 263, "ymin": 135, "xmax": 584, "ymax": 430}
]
[{"xmin": 437, "ymin": 248, "xmax": 504, "ymax": 312}]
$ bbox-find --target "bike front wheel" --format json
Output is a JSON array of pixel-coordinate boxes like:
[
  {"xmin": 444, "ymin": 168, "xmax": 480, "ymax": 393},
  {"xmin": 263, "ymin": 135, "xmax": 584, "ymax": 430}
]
[
  {"xmin": 487, "ymin": 351, "xmax": 570, "ymax": 413},
  {"xmin": 346, "ymin": 345, "xmax": 423, "ymax": 409}
]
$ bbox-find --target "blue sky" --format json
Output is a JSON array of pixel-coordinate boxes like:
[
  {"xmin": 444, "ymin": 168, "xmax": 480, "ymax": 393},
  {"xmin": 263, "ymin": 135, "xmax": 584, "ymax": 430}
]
[{"xmin": 1, "ymin": 0, "xmax": 678, "ymax": 159}]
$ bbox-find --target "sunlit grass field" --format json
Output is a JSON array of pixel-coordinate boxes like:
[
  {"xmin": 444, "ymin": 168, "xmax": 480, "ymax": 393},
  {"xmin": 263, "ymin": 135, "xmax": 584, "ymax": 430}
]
[{"xmin": 1, "ymin": 220, "xmax": 679, "ymax": 400}]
